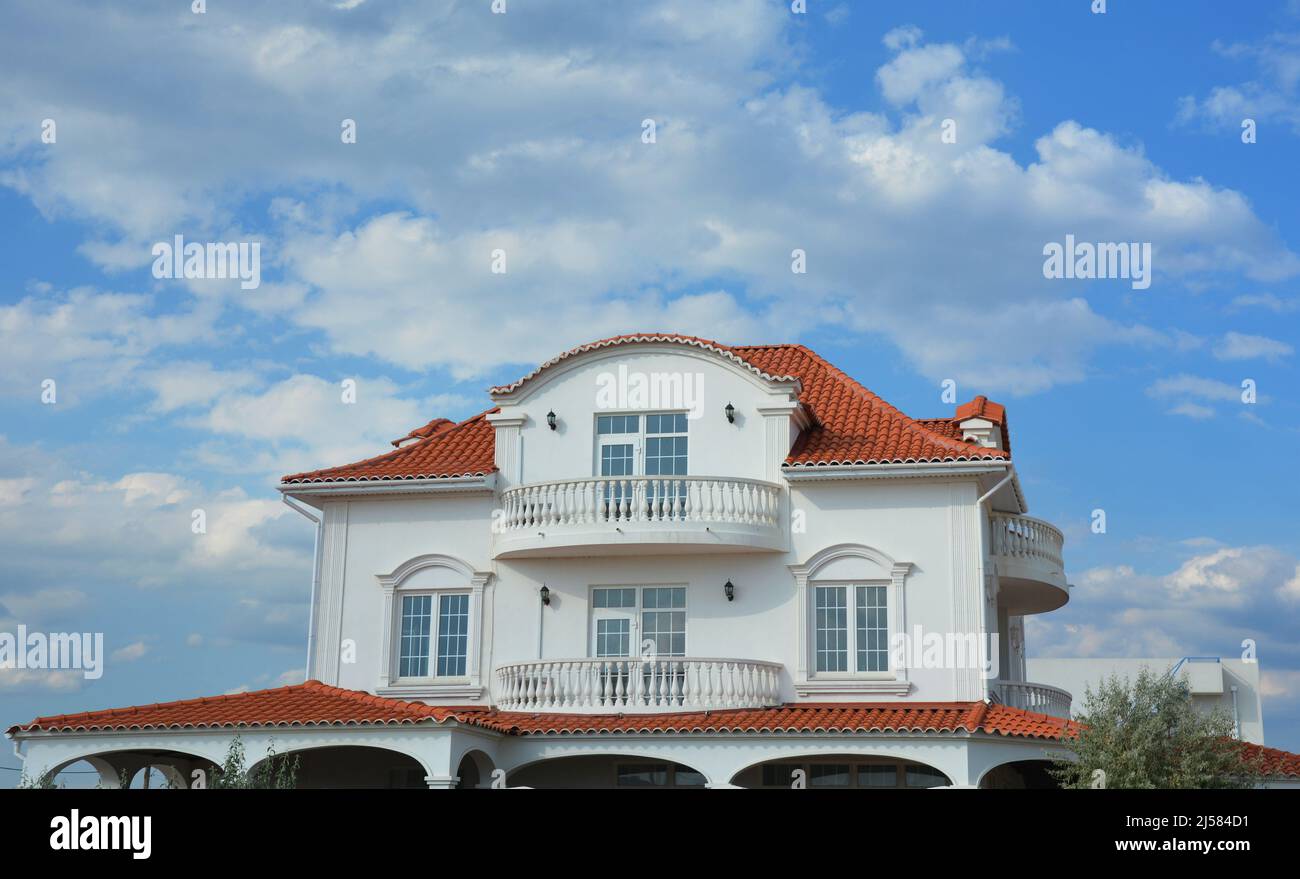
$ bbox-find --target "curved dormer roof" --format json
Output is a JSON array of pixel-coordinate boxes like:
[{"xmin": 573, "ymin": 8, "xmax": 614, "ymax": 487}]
[{"xmin": 280, "ymin": 334, "xmax": 1008, "ymax": 485}]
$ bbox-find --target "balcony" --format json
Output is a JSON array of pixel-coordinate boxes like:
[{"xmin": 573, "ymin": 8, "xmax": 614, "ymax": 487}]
[
  {"xmin": 989, "ymin": 512, "xmax": 1068, "ymax": 613},
  {"xmin": 492, "ymin": 475, "xmax": 786, "ymax": 558},
  {"xmin": 495, "ymin": 657, "xmax": 783, "ymax": 713},
  {"xmin": 991, "ymin": 680, "xmax": 1072, "ymax": 720}
]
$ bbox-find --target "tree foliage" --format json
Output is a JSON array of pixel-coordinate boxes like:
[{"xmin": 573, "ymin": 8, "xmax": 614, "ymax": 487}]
[
  {"xmin": 1053, "ymin": 668, "xmax": 1264, "ymax": 789},
  {"xmin": 207, "ymin": 736, "xmax": 300, "ymax": 789}
]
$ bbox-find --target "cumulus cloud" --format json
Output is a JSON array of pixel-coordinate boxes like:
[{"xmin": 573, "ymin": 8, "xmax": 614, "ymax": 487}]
[
  {"xmin": 1213, "ymin": 331, "xmax": 1294, "ymax": 362},
  {"xmin": 0, "ymin": 4, "xmax": 1295, "ymax": 396},
  {"xmin": 1177, "ymin": 33, "xmax": 1300, "ymax": 134}
]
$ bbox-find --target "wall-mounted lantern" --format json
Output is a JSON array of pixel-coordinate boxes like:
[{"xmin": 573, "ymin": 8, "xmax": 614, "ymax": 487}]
[
  {"xmin": 546, "ymin": 410, "xmax": 558, "ymax": 430},
  {"xmin": 724, "ymin": 579, "xmax": 735, "ymax": 602},
  {"xmin": 540, "ymin": 585, "xmax": 551, "ymax": 606},
  {"xmin": 724, "ymin": 402, "xmax": 735, "ymax": 423}
]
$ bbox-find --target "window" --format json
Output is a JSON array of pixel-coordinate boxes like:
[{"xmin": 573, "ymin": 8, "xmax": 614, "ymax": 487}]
[
  {"xmin": 856, "ymin": 585, "xmax": 888, "ymax": 673},
  {"xmin": 399, "ymin": 594, "xmax": 433, "ymax": 678},
  {"xmin": 590, "ymin": 586, "xmax": 686, "ymax": 658},
  {"xmin": 755, "ymin": 762, "xmax": 935, "ymax": 789},
  {"xmin": 905, "ymin": 766, "xmax": 949, "ymax": 788},
  {"xmin": 809, "ymin": 764, "xmax": 852, "ymax": 787},
  {"xmin": 436, "ymin": 593, "xmax": 469, "ymax": 676},
  {"xmin": 813, "ymin": 583, "xmax": 889, "ymax": 675},
  {"xmin": 595, "ymin": 413, "xmax": 690, "ymax": 518},
  {"xmin": 397, "ymin": 592, "xmax": 470, "ymax": 680},
  {"xmin": 616, "ymin": 762, "xmax": 706, "ymax": 788}
]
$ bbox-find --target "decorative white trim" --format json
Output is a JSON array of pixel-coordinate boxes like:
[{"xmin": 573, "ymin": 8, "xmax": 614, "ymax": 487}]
[
  {"xmin": 789, "ymin": 544, "xmax": 913, "ymax": 695},
  {"xmin": 375, "ymin": 554, "xmax": 493, "ymax": 690},
  {"xmin": 279, "ymin": 474, "xmax": 497, "ymax": 497},
  {"xmin": 782, "ymin": 462, "xmax": 1008, "ymax": 481},
  {"xmin": 376, "ymin": 685, "xmax": 485, "ymax": 700},
  {"xmin": 794, "ymin": 680, "xmax": 913, "ymax": 697}
]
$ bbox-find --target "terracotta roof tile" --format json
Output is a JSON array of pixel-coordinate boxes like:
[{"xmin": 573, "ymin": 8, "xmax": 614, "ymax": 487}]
[
  {"xmin": 1240, "ymin": 741, "xmax": 1300, "ymax": 778},
  {"xmin": 9, "ymin": 682, "xmax": 1074, "ymax": 741},
  {"xmin": 281, "ymin": 334, "xmax": 1009, "ymax": 484},
  {"xmin": 282, "ymin": 409, "xmax": 498, "ymax": 484}
]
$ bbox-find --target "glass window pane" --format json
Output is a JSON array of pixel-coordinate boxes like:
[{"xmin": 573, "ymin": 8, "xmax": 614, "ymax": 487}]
[
  {"xmin": 673, "ymin": 767, "xmax": 706, "ymax": 787},
  {"xmin": 858, "ymin": 765, "xmax": 899, "ymax": 788},
  {"xmin": 617, "ymin": 764, "xmax": 667, "ymax": 786},
  {"xmin": 905, "ymin": 766, "xmax": 949, "ymax": 788},
  {"xmin": 762, "ymin": 764, "xmax": 799, "ymax": 788},
  {"xmin": 596, "ymin": 619, "xmax": 630, "ymax": 657},
  {"xmin": 814, "ymin": 586, "xmax": 848, "ymax": 672},
  {"xmin": 436, "ymin": 593, "xmax": 469, "ymax": 677},
  {"xmin": 810, "ymin": 764, "xmax": 852, "ymax": 787},
  {"xmin": 855, "ymin": 585, "xmax": 888, "ymax": 673},
  {"xmin": 398, "ymin": 594, "xmax": 432, "ymax": 678}
]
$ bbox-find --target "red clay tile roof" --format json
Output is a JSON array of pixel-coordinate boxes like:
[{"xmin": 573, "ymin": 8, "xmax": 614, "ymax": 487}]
[
  {"xmin": 955, "ymin": 395, "xmax": 1006, "ymax": 425},
  {"xmin": 1240, "ymin": 741, "xmax": 1300, "ymax": 778},
  {"xmin": 9, "ymin": 681, "xmax": 1073, "ymax": 741},
  {"xmin": 6, "ymin": 680, "xmax": 478, "ymax": 733},
  {"xmin": 282, "ymin": 409, "xmax": 498, "ymax": 484},
  {"xmin": 281, "ymin": 334, "xmax": 1008, "ymax": 484},
  {"xmin": 391, "ymin": 417, "xmax": 456, "ymax": 448}
]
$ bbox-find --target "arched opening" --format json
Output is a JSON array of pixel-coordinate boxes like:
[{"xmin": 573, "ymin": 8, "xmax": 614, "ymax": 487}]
[
  {"xmin": 46, "ymin": 750, "xmax": 220, "ymax": 789},
  {"xmin": 249, "ymin": 746, "xmax": 429, "ymax": 789},
  {"xmin": 731, "ymin": 755, "xmax": 952, "ymax": 789},
  {"xmin": 979, "ymin": 759, "xmax": 1061, "ymax": 789},
  {"xmin": 455, "ymin": 750, "xmax": 497, "ymax": 789},
  {"xmin": 508, "ymin": 755, "xmax": 708, "ymax": 789}
]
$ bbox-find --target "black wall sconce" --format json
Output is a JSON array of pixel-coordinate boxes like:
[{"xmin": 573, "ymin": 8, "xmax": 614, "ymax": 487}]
[
  {"xmin": 725, "ymin": 402, "xmax": 735, "ymax": 423},
  {"xmin": 546, "ymin": 410, "xmax": 557, "ymax": 430},
  {"xmin": 724, "ymin": 579, "xmax": 735, "ymax": 602},
  {"xmin": 540, "ymin": 585, "xmax": 551, "ymax": 606}
]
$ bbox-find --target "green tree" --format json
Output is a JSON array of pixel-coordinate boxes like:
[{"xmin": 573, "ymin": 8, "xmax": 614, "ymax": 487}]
[
  {"xmin": 208, "ymin": 737, "xmax": 300, "ymax": 789},
  {"xmin": 1053, "ymin": 668, "xmax": 1264, "ymax": 789}
]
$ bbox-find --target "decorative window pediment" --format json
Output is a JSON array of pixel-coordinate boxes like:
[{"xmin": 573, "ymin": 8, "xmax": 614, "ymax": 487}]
[
  {"xmin": 375, "ymin": 554, "xmax": 492, "ymax": 699},
  {"xmin": 789, "ymin": 543, "xmax": 913, "ymax": 697}
]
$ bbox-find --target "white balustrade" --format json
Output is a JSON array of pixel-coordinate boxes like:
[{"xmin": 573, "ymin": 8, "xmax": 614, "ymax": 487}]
[
  {"xmin": 499, "ymin": 476, "xmax": 782, "ymax": 532},
  {"xmin": 495, "ymin": 657, "xmax": 783, "ymax": 713},
  {"xmin": 990, "ymin": 513, "xmax": 1064, "ymax": 569},
  {"xmin": 992, "ymin": 680, "xmax": 1072, "ymax": 719}
]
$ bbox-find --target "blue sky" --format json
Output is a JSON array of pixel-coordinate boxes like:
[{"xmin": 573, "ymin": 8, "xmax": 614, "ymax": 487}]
[{"xmin": 2, "ymin": 0, "xmax": 1299, "ymax": 783}]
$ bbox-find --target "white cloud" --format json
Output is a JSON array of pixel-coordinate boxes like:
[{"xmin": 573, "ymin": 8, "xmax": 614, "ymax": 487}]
[
  {"xmin": 1, "ymin": 6, "xmax": 1295, "ymax": 395},
  {"xmin": 1177, "ymin": 33, "xmax": 1300, "ymax": 134},
  {"xmin": 1213, "ymin": 331, "xmax": 1294, "ymax": 362},
  {"xmin": 110, "ymin": 641, "xmax": 148, "ymax": 662}
]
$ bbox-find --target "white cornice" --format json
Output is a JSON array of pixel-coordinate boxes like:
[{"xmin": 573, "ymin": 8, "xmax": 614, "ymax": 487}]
[{"xmin": 278, "ymin": 474, "xmax": 497, "ymax": 498}]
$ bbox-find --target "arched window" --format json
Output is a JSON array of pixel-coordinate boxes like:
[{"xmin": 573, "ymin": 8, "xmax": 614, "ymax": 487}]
[
  {"xmin": 789, "ymin": 544, "xmax": 912, "ymax": 696},
  {"xmin": 375, "ymin": 555, "xmax": 492, "ymax": 699}
]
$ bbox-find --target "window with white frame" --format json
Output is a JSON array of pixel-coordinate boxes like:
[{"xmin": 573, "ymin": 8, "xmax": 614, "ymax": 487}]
[
  {"xmin": 813, "ymin": 583, "xmax": 889, "ymax": 675},
  {"xmin": 595, "ymin": 413, "xmax": 689, "ymax": 474},
  {"xmin": 397, "ymin": 591, "xmax": 470, "ymax": 680},
  {"xmin": 590, "ymin": 586, "xmax": 686, "ymax": 657}
]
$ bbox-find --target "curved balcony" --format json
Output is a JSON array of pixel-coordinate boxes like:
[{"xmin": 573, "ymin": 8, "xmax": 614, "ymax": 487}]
[
  {"xmin": 991, "ymin": 680, "xmax": 1072, "ymax": 720},
  {"xmin": 990, "ymin": 512, "xmax": 1068, "ymax": 614},
  {"xmin": 492, "ymin": 475, "xmax": 786, "ymax": 558},
  {"xmin": 495, "ymin": 657, "xmax": 783, "ymax": 713}
]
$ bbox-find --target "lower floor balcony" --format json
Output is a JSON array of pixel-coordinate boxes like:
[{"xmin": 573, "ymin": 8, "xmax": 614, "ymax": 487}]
[
  {"xmin": 494, "ymin": 656, "xmax": 783, "ymax": 713},
  {"xmin": 991, "ymin": 679, "xmax": 1072, "ymax": 719}
]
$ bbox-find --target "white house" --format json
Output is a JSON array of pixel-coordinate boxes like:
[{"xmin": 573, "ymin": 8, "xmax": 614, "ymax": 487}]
[{"xmin": 9, "ymin": 334, "xmax": 1296, "ymax": 789}]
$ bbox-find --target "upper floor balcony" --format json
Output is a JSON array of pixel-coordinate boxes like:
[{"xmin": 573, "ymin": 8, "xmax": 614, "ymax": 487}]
[
  {"xmin": 492, "ymin": 475, "xmax": 786, "ymax": 558},
  {"xmin": 989, "ymin": 512, "xmax": 1068, "ymax": 614}
]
